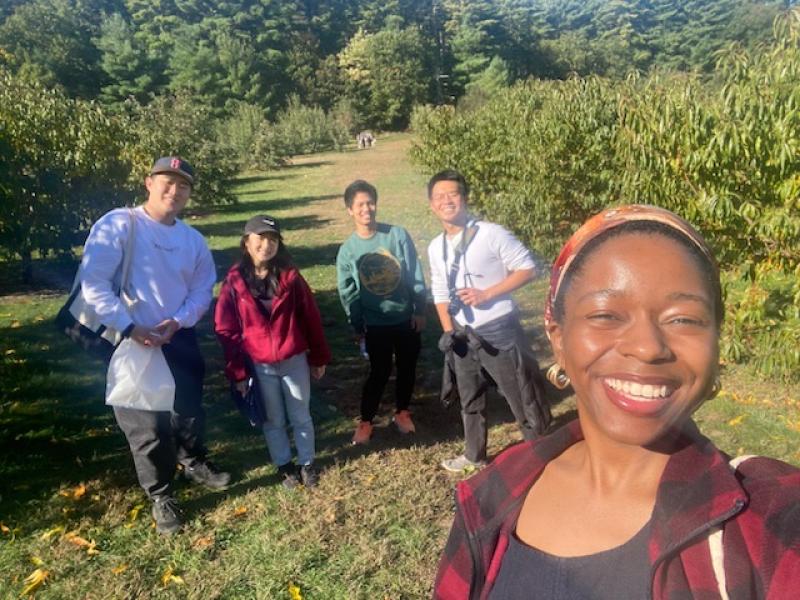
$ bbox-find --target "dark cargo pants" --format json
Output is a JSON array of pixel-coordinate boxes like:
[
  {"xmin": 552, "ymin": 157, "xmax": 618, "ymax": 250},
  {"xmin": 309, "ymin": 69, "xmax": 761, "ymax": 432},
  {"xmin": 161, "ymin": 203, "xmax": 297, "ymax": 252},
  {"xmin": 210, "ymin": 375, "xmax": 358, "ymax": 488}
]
[
  {"xmin": 451, "ymin": 323, "xmax": 549, "ymax": 462},
  {"xmin": 112, "ymin": 328, "xmax": 208, "ymax": 499}
]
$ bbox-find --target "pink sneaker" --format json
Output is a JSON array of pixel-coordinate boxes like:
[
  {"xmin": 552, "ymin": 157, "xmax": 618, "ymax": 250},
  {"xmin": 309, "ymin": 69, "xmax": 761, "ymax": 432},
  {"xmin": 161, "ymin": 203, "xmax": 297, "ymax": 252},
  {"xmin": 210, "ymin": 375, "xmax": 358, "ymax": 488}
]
[
  {"xmin": 393, "ymin": 410, "xmax": 416, "ymax": 434},
  {"xmin": 352, "ymin": 421, "xmax": 373, "ymax": 445}
]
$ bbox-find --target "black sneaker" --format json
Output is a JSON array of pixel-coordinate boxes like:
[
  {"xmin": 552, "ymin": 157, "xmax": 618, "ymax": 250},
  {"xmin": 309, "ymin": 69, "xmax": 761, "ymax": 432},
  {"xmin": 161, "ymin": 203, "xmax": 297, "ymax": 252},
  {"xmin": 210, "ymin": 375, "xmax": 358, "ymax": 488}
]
[
  {"xmin": 151, "ymin": 496, "xmax": 183, "ymax": 535},
  {"xmin": 183, "ymin": 460, "xmax": 231, "ymax": 490},
  {"xmin": 277, "ymin": 463, "xmax": 301, "ymax": 489},
  {"xmin": 300, "ymin": 464, "xmax": 319, "ymax": 488}
]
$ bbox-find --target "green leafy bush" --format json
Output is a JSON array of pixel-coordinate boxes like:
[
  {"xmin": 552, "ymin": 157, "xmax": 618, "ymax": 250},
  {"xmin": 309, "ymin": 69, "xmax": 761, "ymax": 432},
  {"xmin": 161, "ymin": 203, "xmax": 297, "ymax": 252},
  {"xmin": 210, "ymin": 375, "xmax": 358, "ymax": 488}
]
[
  {"xmin": 122, "ymin": 90, "xmax": 238, "ymax": 207},
  {"xmin": 218, "ymin": 102, "xmax": 266, "ymax": 171},
  {"xmin": 411, "ymin": 9, "xmax": 800, "ymax": 380},
  {"xmin": 0, "ymin": 68, "xmax": 133, "ymax": 280},
  {"xmin": 252, "ymin": 96, "xmax": 353, "ymax": 169},
  {"xmin": 410, "ymin": 76, "xmax": 621, "ymax": 257}
]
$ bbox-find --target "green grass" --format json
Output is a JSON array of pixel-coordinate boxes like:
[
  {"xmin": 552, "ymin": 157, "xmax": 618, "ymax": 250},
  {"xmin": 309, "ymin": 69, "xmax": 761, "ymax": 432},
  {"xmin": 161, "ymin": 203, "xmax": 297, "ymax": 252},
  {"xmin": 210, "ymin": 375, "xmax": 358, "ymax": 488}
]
[{"xmin": 1, "ymin": 133, "xmax": 799, "ymax": 598}]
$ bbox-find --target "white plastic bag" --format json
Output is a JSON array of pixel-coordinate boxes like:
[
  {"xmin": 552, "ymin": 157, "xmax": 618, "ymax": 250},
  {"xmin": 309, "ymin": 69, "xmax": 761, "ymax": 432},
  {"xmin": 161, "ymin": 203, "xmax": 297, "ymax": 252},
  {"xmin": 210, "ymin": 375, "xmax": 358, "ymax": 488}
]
[{"xmin": 105, "ymin": 338, "xmax": 175, "ymax": 411}]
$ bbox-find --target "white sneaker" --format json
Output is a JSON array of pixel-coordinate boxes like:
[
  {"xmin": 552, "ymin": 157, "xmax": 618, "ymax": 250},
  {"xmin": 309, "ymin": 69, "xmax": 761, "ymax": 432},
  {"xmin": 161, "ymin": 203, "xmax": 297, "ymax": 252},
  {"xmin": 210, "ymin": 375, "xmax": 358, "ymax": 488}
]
[{"xmin": 440, "ymin": 454, "xmax": 487, "ymax": 473}]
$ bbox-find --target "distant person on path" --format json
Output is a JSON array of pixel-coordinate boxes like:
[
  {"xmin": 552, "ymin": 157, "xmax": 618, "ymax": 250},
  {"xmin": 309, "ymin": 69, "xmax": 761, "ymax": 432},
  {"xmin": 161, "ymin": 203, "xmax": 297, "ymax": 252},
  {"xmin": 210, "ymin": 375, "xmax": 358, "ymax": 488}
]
[
  {"xmin": 215, "ymin": 215, "xmax": 331, "ymax": 488},
  {"xmin": 357, "ymin": 131, "xmax": 376, "ymax": 149},
  {"xmin": 80, "ymin": 156, "xmax": 230, "ymax": 535},
  {"xmin": 427, "ymin": 169, "xmax": 550, "ymax": 473},
  {"xmin": 336, "ymin": 179, "xmax": 427, "ymax": 444}
]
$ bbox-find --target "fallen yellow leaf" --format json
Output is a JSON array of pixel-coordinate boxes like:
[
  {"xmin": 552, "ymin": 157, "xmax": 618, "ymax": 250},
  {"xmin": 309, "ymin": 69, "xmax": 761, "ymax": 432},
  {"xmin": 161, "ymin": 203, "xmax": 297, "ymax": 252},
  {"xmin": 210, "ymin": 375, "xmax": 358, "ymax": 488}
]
[
  {"xmin": 4, "ymin": 349, "xmax": 15, "ymax": 355},
  {"xmin": 124, "ymin": 503, "xmax": 146, "ymax": 529},
  {"xmin": 233, "ymin": 506, "xmax": 248, "ymax": 517},
  {"xmin": 30, "ymin": 556, "xmax": 44, "ymax": 566},
  {"xmin": 34, "ymin": 316, "xmax": 45, "ymax": 322},
  {"xmin": 64, "ymin": 531, "xmax": 99, "ymax": 555},
  {"xmin": 10, "ymin": 320, "xmax": 21, "ymax": 328},
  {"xmin": 288, "ymin": 583, "xmax": 303, "ymax": 600},
  {"xmin": 161, "ymin": 566, "xmax": 185, "ymax": 587},
  {"xmin": 72, "ymin": 484, "xmax": 87, "ymax": 499},
  {"xmin": 41, "ymin": 526, "xmax": 65, "ymax": 540},
  {"xmin": 727, "ymin": 415, "xmax": 746, "ymax": 427},
  {"xmin": 129, "ymin": 504, "xmax": 145, "ymax": 521},
  {"xmin": 111, "ymin": 564, "xmax": 129, "ymax": 575},
  {"xmin": 65, "ymin": 532, "xmax": 90, "ymax": 546},
  {"xmin": 193, "ymin": 536, "xmax": 213, "ymax": 549},
  {"xmin": 779, "ymin": 415, "xmax": 800, "ymax": 433},
  {"xmin": 20, "ymin": 568, "xmax": 49, "ymax": 596},
  {"xmin": 0, "ymin": 523, "xmax": 10, "ymax": 534}
]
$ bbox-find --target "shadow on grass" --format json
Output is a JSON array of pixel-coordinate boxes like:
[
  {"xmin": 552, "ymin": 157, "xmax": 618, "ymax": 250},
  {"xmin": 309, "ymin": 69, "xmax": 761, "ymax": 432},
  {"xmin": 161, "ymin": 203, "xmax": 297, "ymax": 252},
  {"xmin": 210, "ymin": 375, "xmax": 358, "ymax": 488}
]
[
  {"xmin": 195, "ymin": 194, "xmax": 340, "ymax": 217},
  {"xmin": 0, "ymin": 318, "xmax": 131, "ymax": 522},
  {"xmin": 280, "ymin": 160, "xmax": 334, "ymax": 170},
  {"xmin": 230, "ymin": 163, "xmax": 334, "ymax": 188},
  {"xmin": 196, "ymin": 214, "xmax": 334, "ymax": 239},
  {"xmin": 0, "ymin": 256, "xmax": 77, "ymax": 296},
  {"xmin": 235, "ymin": 188, "xmax": 274, "ymax": 198}
]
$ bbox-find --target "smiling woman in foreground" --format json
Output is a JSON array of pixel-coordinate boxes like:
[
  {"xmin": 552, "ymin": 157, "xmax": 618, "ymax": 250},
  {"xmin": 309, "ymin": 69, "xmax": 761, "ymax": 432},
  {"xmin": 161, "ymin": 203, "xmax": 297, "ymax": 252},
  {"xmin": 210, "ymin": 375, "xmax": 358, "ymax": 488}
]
[{"xmin": 433, "ymin": 205, "xmax": 800, "ymax": 600}]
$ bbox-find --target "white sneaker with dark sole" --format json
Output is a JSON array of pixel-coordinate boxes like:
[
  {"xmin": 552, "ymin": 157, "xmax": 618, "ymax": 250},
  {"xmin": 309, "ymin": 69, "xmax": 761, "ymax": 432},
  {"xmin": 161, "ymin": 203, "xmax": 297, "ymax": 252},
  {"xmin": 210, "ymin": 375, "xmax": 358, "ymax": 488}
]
[{"xmin": 440, "ymin": 454, "xmax": 487, "ymax": 473}]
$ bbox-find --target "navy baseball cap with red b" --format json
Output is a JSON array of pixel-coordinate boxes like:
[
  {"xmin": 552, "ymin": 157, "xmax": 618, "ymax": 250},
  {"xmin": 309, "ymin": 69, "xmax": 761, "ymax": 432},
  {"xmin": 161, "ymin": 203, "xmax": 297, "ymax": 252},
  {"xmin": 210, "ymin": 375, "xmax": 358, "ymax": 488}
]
[{"xmin": 150, "ymin": 156, "xmax": 195, "ymax": 184}]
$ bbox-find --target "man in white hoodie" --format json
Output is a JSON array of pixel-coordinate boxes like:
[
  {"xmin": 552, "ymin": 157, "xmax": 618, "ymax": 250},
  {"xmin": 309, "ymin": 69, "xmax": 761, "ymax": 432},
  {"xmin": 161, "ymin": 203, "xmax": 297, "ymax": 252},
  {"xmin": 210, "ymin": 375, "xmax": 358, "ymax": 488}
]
[{"xmin": 80, "ymin": 156, "xmax": 229, "ymax": 534}]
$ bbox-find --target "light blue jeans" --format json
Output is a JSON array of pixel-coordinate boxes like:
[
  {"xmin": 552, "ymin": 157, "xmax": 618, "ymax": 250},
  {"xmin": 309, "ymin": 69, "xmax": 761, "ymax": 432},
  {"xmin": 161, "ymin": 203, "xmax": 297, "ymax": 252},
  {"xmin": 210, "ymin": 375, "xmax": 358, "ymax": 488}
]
[{"xmin": 252, "ymin": 352, "xmax": 315, "ymax": 467}]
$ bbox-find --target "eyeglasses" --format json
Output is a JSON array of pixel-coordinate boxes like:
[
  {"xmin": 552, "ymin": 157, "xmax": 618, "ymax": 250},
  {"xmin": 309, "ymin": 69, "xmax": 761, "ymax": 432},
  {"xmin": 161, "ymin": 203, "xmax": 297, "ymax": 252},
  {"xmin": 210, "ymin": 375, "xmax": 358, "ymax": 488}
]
[{"xmin": 431, "ymin": 191, "xmax": 462, "ymax": 203}]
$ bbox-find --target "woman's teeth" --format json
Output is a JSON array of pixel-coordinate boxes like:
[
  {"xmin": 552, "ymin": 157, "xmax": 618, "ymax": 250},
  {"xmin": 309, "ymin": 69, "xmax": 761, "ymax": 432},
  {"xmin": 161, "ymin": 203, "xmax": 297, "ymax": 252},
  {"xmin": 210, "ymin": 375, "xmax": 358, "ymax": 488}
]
[{"xmin": 605, "ymin": 378, "xmax": 672, "ymax": 400}]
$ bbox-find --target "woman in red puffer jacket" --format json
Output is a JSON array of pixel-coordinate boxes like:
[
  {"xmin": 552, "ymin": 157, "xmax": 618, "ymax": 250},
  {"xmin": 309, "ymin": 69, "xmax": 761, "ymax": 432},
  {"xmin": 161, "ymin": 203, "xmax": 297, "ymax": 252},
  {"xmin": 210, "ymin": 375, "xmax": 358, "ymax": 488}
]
[{"xmin": 215, "ymin": 215, "xmax": 330, "ymax": 489}]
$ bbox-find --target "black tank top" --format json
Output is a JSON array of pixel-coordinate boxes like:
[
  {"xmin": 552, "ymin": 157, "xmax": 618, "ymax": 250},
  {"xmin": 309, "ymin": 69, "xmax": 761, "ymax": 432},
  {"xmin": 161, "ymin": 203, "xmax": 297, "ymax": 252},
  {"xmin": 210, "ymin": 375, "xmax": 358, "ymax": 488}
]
[{"xmin": 487, "ymin": 521, "xmax": 652, "ymax": 600}]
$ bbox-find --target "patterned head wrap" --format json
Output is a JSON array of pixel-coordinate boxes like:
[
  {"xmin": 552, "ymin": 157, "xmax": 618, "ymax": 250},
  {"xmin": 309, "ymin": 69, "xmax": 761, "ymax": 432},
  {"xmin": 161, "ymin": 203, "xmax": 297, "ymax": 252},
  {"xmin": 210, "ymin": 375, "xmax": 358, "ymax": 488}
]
[{"xmin": 544, "ymin": 204, "xmax": 717, "ymax": 334}]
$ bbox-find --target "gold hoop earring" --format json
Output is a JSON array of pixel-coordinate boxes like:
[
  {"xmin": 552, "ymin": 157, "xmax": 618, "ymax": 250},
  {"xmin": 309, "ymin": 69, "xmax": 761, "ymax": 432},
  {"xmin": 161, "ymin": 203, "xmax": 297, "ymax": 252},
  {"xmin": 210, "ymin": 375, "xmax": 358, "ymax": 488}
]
[
  {"xmin": 708, "ymin": 375, "xmax": 721, "ymax": 399},
  {"xmin": 546, "ymin": 364, "xmax": 570, "ymax": 390}
]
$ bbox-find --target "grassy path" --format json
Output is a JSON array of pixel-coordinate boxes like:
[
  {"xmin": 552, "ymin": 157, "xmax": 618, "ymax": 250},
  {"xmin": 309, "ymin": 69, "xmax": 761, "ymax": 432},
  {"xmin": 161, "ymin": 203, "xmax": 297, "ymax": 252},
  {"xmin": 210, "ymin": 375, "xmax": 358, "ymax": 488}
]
[{"xmin": 1, "ymin": 133, "xmax": 798, "ymax": 598}]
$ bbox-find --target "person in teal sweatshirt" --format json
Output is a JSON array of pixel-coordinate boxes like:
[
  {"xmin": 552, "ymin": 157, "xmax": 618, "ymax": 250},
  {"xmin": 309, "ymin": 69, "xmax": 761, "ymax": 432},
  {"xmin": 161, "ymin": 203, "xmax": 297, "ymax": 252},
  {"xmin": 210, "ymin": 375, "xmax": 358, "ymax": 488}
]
[{"xmin": 336, "ymin": 179, "xmax": 427, "ymax": 444}]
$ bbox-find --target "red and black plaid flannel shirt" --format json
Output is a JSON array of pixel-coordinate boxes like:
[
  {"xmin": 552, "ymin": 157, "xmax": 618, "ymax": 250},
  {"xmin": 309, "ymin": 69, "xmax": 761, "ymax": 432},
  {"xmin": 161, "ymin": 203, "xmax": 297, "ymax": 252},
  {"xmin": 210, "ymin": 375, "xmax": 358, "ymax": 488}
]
[{"xmin": 433, "ymin": 420, "xmax": 800, "ymax": 599}]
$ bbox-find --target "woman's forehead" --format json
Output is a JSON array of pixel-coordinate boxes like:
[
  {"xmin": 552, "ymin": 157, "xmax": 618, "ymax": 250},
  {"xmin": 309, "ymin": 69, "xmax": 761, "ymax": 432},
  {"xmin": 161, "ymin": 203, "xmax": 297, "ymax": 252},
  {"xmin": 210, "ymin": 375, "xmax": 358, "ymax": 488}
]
[{"xmin": 571, "ymin": 232, "xmax": 709, "ymax": 291}]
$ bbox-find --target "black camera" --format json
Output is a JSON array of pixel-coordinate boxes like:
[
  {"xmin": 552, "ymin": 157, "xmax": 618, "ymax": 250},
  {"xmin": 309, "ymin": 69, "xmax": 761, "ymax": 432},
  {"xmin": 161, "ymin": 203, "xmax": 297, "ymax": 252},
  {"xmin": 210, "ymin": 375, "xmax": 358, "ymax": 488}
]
[{"xmin": 447, "ymin": 289, "xmax": 464, "ymax": 316}]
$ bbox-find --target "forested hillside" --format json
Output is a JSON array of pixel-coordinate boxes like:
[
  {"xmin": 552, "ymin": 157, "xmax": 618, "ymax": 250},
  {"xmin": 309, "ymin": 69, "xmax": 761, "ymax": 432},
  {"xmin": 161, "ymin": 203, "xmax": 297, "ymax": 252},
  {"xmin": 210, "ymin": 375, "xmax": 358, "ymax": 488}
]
[{"xmin": 0, "ymin": 0, "xmax": 791, "ymax": 123}]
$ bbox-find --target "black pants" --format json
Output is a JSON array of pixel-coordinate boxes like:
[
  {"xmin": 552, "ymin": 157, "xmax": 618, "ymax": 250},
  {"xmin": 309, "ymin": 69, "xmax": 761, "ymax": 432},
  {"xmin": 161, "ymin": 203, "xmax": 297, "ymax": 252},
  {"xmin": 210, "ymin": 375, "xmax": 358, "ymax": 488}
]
[
  {"xmin": 361, "ymin": 323, "xmax": 421, "ymax": 422},
  {"xmin": 451, "ymin": 323, "xmax": 545, "ymax": 462},
  {"xmin": 112, "ymin": 328, "xmax": 208, "ymax": 499}
]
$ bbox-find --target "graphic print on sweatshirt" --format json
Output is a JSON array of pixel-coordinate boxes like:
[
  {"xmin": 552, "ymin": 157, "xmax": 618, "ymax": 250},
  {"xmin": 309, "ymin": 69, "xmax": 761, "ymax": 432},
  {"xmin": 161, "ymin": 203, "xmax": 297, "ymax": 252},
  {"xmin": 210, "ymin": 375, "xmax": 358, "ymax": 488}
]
[{"xmin": 356, "ymin": 248, "xmax": 401, "ymax": 296}]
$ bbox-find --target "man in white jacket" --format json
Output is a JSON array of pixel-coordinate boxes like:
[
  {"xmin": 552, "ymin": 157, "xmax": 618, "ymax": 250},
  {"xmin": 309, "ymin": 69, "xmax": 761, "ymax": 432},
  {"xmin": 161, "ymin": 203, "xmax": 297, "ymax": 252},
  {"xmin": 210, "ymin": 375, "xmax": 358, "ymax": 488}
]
[{"xmin": 80, "ymin": 156, "xmax": 229, "ymax": 534}]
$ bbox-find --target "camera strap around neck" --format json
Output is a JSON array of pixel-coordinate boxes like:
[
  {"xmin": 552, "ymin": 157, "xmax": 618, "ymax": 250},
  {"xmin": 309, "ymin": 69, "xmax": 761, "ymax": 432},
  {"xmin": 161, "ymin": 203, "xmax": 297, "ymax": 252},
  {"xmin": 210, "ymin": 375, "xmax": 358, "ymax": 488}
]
[{"xmin": 443, "ymin": 219, "xmax": 478, "ymax": 294}]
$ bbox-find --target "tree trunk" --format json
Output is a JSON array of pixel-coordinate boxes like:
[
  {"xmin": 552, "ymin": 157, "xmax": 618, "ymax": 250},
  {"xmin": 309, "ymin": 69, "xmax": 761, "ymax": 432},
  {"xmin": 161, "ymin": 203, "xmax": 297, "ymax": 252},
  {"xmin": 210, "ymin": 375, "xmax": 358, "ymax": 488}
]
[{"xmin": 20, "ymin": 248, "xmax": 33, "ymax": 284}]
